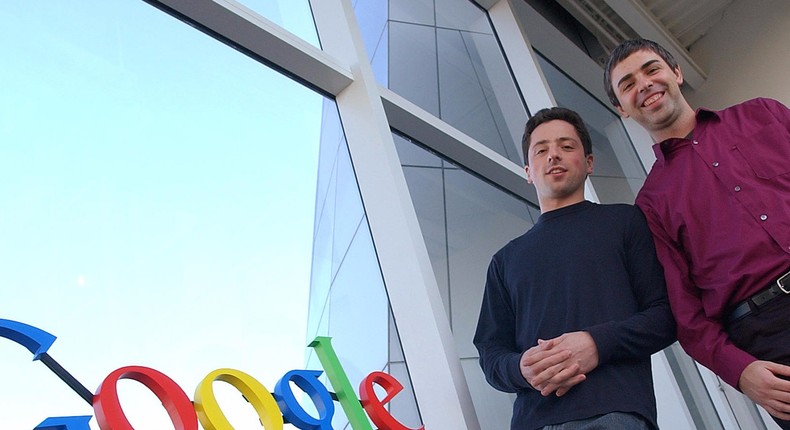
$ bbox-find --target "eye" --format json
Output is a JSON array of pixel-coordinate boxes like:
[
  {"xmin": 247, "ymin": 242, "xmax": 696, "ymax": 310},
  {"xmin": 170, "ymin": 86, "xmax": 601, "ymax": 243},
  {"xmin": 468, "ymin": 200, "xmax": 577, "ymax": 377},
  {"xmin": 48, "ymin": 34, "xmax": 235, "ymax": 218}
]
[
  {"xmin": 621, "ymin": 82, "xmax": 633, "ymax": 92},
  {"xmin": 534, "ymin": 148, "xmax": 546, "ymax": 155},
  {"xmin": 647, "ymin": 66, "xmax": 660, "ymax": 74}
]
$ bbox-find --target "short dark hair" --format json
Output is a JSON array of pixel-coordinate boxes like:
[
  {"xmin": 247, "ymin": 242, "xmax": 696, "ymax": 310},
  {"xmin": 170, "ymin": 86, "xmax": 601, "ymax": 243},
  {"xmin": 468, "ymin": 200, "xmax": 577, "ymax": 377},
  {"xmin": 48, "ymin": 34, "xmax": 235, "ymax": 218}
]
[
  {"xmin": 522, "ymin": 107, "xmax": 592, "ymax": 165},
  {"xmin": 603, "ymin": 39, "xmax": 680, "ymax": 107}
]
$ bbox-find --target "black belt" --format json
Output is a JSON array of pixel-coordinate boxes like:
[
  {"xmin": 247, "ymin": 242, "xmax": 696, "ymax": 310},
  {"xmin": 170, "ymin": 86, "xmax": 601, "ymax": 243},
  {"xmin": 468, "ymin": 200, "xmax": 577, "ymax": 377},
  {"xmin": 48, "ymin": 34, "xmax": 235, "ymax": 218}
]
[{"xmin": 728, "ymin": 270, "xmax": 790, "ymax": 324}]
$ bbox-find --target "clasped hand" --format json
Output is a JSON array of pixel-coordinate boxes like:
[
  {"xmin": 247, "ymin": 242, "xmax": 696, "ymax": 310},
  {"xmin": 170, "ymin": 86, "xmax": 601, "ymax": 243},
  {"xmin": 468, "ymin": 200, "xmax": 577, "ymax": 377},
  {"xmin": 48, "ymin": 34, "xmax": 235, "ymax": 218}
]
[{"xmin": 519, "ymin": 331, "xmax": 599, "ymax": 397}]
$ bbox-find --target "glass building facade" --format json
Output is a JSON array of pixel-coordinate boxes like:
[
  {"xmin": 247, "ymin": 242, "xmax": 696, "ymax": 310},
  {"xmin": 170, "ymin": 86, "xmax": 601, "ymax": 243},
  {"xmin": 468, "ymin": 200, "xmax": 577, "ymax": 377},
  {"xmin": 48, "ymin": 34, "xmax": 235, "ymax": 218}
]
[{"xmin": 1, "ymin": 0, "xmax": 782, "ymax": 429}]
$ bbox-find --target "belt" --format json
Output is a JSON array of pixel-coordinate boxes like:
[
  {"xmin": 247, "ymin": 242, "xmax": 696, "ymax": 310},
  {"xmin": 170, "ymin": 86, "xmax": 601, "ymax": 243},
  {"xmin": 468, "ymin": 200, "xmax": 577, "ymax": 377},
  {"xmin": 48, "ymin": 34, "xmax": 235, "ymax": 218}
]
[{"xmin": 728, "ymin": 270, "xmax": 790, "ymax": 324}]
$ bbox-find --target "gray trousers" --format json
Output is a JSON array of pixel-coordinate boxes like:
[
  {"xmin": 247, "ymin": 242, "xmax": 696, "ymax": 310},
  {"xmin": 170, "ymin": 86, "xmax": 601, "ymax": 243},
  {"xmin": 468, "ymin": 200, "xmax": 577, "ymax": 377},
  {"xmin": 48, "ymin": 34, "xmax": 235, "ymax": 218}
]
[{"xmin": 542, "ymin": 412, "xmax": 652, "ymax": 430}]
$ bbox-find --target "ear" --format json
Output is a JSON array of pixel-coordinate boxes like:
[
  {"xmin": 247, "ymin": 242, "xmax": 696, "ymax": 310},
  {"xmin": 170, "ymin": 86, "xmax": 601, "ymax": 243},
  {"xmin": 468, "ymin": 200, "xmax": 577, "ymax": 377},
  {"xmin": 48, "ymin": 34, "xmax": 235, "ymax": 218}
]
[
  {"xmin": 524, "ymin": 165, "xmax": 533, "ymax": 184},
  {"xmin": 674, "ymin": 66, "xmax": 684, "ymax": 86},
  {"xmin": 615, "ymin": 104, "xmax": 629, "ymax": 119},
  {"xmin": 586, "ymin": 154, "xmax": 594, "ymax": 175}
]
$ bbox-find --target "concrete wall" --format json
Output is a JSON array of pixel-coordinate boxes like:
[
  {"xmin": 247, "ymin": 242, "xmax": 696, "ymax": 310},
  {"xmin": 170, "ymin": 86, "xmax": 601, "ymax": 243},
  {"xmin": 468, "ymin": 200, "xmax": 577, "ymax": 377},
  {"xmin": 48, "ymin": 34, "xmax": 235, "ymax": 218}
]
[{"xmin": 685, "ymin": 0, "xmax": 790, "ymax": 110}]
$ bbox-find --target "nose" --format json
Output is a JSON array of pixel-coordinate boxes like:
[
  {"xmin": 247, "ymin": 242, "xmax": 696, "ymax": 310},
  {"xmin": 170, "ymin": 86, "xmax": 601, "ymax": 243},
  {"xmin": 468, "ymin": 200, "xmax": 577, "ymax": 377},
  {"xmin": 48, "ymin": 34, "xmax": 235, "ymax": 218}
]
[
  {"xmin": 636, "ymin": 73, "xmax": 653, "ymax": 92},
  {"xmin": 547, "ymin": 146, "xmax": 561, "ymax": 162}
]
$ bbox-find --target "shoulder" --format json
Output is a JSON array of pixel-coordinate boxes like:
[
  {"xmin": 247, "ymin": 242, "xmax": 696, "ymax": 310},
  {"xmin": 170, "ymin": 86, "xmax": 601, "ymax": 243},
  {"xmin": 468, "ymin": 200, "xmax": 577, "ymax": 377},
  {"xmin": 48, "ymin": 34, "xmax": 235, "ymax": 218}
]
[
  {"xmin": 492, "ymin": 229, "xmax": 533, "ymax": 260},
  {"xmin": 721, "ymin": 97, "xmax": 787, "ymax": 116},
  {"xmin": 569, "ymin": 203, "xmax": 644, "ymax": 237}
]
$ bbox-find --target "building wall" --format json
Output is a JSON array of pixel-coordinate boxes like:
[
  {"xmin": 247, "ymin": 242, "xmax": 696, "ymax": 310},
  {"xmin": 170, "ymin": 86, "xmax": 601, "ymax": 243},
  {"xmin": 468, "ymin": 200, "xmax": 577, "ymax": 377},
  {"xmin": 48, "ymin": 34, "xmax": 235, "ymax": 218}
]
[
  {"xmin": 686, "ymin": 0, "xmax": 790, "ymax": 109},
  {"xmin": 307, "ymin": 0, "xmax": 789, "ymax": 428}
]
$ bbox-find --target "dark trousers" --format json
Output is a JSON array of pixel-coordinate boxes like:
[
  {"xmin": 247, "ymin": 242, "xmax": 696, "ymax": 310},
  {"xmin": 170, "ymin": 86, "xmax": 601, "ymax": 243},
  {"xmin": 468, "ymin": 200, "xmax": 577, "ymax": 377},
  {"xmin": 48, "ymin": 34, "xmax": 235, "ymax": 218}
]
[{"xmin": 727, "ymin": 293, "xmax": 790, "ymax": 429}]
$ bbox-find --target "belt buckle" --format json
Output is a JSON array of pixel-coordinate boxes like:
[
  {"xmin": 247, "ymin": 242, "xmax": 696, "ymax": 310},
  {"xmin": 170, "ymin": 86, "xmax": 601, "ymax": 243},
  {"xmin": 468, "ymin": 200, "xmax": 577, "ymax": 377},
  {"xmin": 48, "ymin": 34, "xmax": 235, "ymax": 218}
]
[{"xmin": 778, "ymin": 271, "xmax": 790, "ymax": 294}]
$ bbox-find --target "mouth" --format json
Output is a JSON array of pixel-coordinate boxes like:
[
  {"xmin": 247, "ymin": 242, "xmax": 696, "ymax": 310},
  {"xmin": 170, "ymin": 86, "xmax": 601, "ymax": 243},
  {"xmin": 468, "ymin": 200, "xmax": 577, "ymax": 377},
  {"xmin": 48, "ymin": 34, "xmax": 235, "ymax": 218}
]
[
  {"xmin": 546, "ymin": 167, "xmax": 566, "ymax": 175},
  {"xmin": 642, "ymin": 92, "xmax": 663, "ymax": 107}
]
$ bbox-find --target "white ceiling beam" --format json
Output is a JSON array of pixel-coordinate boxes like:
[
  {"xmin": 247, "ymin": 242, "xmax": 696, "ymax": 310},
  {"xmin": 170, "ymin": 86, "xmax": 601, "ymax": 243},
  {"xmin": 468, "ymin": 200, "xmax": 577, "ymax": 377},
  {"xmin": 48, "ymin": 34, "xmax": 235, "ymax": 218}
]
[
  {"xmin": 601, "ymin": 0, "xmax": 707, "ymax": 89},
  {"xmin": 144, "ymin": 0, "xmax": 354, "ymax": 97}
]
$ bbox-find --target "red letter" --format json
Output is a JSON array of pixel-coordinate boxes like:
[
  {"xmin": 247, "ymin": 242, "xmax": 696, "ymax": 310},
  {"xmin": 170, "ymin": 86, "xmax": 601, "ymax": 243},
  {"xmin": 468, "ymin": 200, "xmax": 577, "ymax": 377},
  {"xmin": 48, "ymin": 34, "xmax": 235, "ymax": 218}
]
[
  {"xmin": 93, "ymin": 366, "xmax": 197, "ymax": 430},
  {"xmin": 359, "ymin": 371, "xmax": 424, "ymax": 430}
]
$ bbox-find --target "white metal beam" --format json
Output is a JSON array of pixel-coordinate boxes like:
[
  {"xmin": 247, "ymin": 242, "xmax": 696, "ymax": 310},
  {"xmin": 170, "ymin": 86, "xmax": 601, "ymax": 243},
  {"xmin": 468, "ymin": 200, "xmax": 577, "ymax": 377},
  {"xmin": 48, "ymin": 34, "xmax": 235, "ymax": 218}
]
[
  {"xmin": 380, "ymin": 88, "xmax": 537, "ymax": 206},
  {"xmin": 488, "ymin": 0, "xmax": 557, "ymax": 112},
  {"xmin": 309, "ymin": 0, "xmax": 481, "ymax": 428},
  {"xmin": 145, "ymin": 0, "xmax": 353, "ymax": 96}
]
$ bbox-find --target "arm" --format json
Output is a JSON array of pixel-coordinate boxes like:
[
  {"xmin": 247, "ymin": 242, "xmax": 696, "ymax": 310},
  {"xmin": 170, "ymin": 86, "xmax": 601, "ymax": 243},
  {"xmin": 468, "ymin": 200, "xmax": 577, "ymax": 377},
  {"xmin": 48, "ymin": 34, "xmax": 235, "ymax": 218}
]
[
  {"xmin": 583, "ymin": 207, "xmax": 676, "ymax": 364},
  {"xmin": 639, "ymin": 205, "xmax": 755, "ymax": 388},
  {"xmin": 473, "ymin": 257, "xmax": 532, "ymax": 393}
]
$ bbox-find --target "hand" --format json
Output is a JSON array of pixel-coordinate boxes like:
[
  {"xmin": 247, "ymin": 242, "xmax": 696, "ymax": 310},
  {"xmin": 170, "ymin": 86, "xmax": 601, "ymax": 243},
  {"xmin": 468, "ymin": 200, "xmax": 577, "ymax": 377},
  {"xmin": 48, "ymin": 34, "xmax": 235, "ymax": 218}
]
[
  {"xmin": 519, "ymin": 332, "xmax": 599, "ymax": 397},
  {"xmin": 520, "ymin": 339, "xmax": 583, "ymax": 396},
  {"xmin": 550, "ymin": 332, "xmax": 600, "ymax": 376},
  {"xmin": 739, "ymin": 360, "xmax": 790, "ymax": 420}
]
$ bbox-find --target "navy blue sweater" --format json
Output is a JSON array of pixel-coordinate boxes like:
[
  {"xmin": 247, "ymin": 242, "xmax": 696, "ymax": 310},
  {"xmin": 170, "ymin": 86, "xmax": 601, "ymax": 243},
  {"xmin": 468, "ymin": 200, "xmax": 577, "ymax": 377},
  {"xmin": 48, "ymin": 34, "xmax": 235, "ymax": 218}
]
[{"xmin": 473, "ymin": 201, "xmax": 676, "ymax": 429}]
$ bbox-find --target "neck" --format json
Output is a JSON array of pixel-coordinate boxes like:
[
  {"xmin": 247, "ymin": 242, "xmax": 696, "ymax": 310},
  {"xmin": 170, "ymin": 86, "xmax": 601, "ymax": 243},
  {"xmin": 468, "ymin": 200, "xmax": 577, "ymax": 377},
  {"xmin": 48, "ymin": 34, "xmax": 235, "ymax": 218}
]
[
  {"xmin": 650, "ymin": 103, "xmax": 697, "ymax": 142},
  {"xmin": 539, "ymin": 195, "xmax": 585, "ymax": 214}
]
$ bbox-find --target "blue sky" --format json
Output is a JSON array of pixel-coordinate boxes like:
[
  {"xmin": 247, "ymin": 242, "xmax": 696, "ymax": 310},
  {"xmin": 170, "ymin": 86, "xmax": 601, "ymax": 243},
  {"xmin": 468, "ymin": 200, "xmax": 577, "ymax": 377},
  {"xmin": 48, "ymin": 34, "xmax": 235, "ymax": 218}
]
[{"xmin": 0, "ymin": 1, "xmax": 324, "ymax": 427}]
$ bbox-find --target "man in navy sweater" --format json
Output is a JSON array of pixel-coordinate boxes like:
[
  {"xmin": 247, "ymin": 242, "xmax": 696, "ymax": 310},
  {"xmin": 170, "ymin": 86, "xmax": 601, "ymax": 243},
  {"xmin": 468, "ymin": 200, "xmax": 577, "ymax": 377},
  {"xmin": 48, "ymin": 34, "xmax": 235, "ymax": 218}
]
[{"xmin": 473, "ymin": 107, "xmax": 675, "ymax": 429}]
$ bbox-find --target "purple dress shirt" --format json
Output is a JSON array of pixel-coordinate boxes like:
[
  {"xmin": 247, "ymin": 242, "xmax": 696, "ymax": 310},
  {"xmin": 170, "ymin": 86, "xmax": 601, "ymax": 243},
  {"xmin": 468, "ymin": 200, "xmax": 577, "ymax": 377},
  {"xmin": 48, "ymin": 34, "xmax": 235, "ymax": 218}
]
[{"xmin": 635, "ymin": 97, "xmax": 790, "ymax": 388}]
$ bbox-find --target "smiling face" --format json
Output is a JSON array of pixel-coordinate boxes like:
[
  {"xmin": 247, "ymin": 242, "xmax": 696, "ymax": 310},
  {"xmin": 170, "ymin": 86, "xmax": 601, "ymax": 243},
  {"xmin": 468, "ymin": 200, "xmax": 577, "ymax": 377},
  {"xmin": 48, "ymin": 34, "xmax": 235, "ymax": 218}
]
[
  {"xmin": 610, "ymin": 49, "xmax": 694, "ymax": 141},
  {"xmin": 525, "ymin": 119, "xmax": 593, "ymax": 213}
]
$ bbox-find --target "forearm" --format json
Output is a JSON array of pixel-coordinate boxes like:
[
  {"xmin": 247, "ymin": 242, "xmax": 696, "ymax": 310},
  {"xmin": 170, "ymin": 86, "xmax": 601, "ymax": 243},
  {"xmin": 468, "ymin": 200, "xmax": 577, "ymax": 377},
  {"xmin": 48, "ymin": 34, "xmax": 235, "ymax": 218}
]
[
  {"xmin": 587, "ymin": 301, "xmax": 676, "ymax": 364},
  {"xmin": 476, "ymin": 344, "xmax": 531, "ymax": 392},
  {"xmin": 675, "ymin": 314, "xmax": 756, "ymax": 388}
]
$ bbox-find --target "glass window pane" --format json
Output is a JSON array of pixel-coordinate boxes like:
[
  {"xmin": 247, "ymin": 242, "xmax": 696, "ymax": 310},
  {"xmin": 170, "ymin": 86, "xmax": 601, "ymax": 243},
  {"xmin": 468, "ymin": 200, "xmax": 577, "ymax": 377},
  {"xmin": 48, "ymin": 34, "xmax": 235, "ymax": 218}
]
[
  {"xmin": 355, "ymin": 0, "xmax": 528, "ymax": 164},
  {"xmin": 308, "ymin": 106, "xmax": 423, "ymax": 429},
  {"xmin": 391, "ymin": 0, "xmax": 435, "ymax": 26},
  {"xmin": 393, "ymin": 132, "xmax": 537, "ymax": 430},
  {"xmin": 0, "ymin": 2, "xmax": 321, "ymax": 428},
  {"xmin": 435, "ymin": 0, "xmax": 491, "ymax": 32}
]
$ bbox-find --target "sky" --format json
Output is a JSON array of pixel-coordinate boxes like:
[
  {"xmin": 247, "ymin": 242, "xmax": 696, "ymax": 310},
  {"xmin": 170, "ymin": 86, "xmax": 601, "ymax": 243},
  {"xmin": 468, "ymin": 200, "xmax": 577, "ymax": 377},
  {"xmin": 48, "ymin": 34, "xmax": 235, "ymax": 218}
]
[{"xmin": 0, "ymin": 0, "xmax": 325, "ymax": 428}]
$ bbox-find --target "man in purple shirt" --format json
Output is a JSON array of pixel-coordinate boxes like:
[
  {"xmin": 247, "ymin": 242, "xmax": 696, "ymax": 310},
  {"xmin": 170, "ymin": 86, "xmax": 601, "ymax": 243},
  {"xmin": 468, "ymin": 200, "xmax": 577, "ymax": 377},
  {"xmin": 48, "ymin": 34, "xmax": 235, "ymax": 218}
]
[{"xmin": 602, "ymin": 38, "xmax": 790, "ymax": 428}]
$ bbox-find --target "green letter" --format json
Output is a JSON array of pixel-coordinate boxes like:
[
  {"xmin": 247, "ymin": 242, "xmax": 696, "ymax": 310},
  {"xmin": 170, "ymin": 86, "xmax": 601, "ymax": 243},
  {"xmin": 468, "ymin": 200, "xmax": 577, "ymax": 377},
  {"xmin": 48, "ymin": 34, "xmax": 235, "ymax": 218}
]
[{"xmin": 309, "ymin": 336, "xmax": 373, "ymax": 430}]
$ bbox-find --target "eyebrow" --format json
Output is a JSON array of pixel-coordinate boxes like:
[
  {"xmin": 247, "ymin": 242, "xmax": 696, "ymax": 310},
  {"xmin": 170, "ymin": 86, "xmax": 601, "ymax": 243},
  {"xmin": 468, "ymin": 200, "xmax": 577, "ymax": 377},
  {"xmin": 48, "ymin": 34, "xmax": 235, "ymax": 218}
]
[
  {"xmin": 616, "ymin": 59, "xmax": 661, "ymax": 89},
  {"xmin": 530, "ymin": 137, "xmax": 578, "ymax": 149}
]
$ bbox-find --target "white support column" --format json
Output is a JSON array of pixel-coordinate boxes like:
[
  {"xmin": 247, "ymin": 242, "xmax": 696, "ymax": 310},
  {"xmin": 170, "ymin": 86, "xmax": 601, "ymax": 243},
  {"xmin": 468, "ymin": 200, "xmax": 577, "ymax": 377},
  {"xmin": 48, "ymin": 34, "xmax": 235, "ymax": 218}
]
[
  {"xmin": 309, "ymin": 0, "xmax": 480, "ymax": 429},
  {"xmin": 486, "ymin": 0, "xmax": 556, "ymax": 113}
]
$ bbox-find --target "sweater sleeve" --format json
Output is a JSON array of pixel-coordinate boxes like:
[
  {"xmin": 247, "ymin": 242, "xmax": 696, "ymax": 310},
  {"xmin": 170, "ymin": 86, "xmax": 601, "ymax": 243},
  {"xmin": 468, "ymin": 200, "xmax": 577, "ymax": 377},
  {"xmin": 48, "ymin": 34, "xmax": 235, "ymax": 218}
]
[
  {"xmin": 473, "ymin": 256, "xmax": 533, "ymax": 392},
  {"xmin": 585, "ymin": 207, "xmax": 677, "ymax": 365}
]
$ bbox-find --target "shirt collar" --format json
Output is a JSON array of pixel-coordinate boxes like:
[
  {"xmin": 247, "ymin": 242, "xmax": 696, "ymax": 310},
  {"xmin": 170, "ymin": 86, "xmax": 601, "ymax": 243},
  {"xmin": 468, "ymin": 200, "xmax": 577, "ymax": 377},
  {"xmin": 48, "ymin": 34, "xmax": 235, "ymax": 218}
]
[
  {"xmin": 536, "ymin": 200, "xmax": 593, "ymax": 224},
  {"xmin": 651, "ymin": 107, "xmax": 721, "ymax": 165}
]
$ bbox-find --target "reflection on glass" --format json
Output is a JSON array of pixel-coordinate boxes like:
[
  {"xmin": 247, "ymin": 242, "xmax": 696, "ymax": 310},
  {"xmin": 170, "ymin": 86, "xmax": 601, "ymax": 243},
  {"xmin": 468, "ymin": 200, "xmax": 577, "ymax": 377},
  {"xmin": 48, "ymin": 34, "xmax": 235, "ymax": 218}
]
[
  {"xmin": 393, "ymin": 131, "xmax": 537, "ymax": 430},
  {"xmin": 235, "ymin": 0, "xmax": 319, "ymax": 46},
  {"xmin": 355, "ymin": 0, "xmax": 528, "ymax": 164},
  {"xmin": 536, "ymin": 54, "xmax": 646, "ymax": 204},
  {"xmin": 0, "ymin": 2, "xmax": 321, "ymax": 428},
  {"xmin": 307, "ymin": 103, "xmax": 423, "ymax": 428}
]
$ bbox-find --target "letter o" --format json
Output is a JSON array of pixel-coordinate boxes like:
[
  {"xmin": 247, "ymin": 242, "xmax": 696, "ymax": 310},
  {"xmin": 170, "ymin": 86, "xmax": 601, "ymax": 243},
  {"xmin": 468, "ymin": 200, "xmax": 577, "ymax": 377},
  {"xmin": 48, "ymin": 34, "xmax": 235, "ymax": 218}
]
[
  {"xmin": 194, "ymin": 368, "xmax": 284, "ymax": 430},
  {"xmin": 93, "ymin": 365, "xmax": 198, "ymax": 430}
]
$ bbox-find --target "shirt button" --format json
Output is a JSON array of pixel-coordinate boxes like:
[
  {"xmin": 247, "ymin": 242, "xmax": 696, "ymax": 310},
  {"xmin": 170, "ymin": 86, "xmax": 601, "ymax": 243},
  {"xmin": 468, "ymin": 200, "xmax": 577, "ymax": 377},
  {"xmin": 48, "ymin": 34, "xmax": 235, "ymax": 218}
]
[
  {"xmin": 761, "ymin": 214, "xmax": 768, "ymax": 221},
  {"xmin": 713, "ymin": 162, "xmax": 719, "ymax": 167},
  {"xmin": 734, "ymin": 186, "xmax": 742, "ymax": 192},
  {"xmin": 693, "ymin": 140, "xmax": 699, "ymax": 145}
]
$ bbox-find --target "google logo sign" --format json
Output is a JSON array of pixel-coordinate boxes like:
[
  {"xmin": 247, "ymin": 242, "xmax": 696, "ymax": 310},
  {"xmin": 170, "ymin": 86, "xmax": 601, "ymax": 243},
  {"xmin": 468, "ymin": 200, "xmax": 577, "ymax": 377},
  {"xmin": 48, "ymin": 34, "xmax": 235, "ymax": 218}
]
[{"xmin": 0, "ymin": 319, "xmax": 424, "ymax": 430}]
